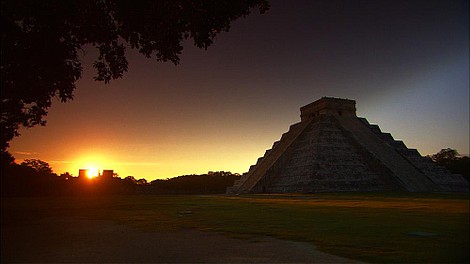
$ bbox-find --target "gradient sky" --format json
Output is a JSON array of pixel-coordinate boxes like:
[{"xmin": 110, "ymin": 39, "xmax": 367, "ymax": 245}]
[{"xmin": 9, "ymin": 0, "xmax": 469, "ymax": 181}]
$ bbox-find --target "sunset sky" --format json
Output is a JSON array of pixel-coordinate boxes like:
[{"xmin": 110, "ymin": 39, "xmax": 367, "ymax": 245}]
[{"xmin": 9, "ymin": 0, "xmax": 469, "ymax": 181}]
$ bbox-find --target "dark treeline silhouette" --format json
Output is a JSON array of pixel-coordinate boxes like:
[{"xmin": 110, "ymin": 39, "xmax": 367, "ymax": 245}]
[
  {"xmin": 3, "ymin": 148, "xmax": 467, "ymax": 197},
  {"xmin": 429, "ymin": 148, "xmax": 469, "ymax": 182},
  {"xmin": 0, "ymin": 159, "xmax": 240, "ymax": 197},
  {"xmin": 149, "ymin": 171, "xmax": 240, "ymax": 194}
]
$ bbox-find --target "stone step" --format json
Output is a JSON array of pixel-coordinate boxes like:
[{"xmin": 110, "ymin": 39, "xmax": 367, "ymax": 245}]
[
  {"xmin": 337, "ymin": 116, "xmax": 436, "ymax": 192},
  {"xmin": 272, "ymin": 141, "xmax": 280, "ymax": 148},
  {"xmin": 227, "ymin": 120, "xmax": 312, "ymax": 194}
]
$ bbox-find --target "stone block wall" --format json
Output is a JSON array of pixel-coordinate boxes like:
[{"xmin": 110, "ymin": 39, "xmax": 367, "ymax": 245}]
[
  {"xmin": 251, "ymin": 116, "xmax": 389, "ymax": 193},
  {"xmin": 227, "ymin": 98, "xmax": 468, "ymax": 194},
  {"xmin": 359, "ymin": 118, "xmax": 469, "ymax": 192}
]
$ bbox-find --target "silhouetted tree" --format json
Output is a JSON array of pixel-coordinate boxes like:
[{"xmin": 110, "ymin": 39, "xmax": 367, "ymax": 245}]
[
  {"xmin": 1, "ymin": 163, "xmax": 34, "ymax": 196},
  {"xmin": 136, "ymin": 178, "xmax": 148, "ymax": 185},
  {"xmin": 20, "ymin": 159, "xmax": 53, "ymax": 175},
  {"xmin": 0, "ymin": 0, "xmax": 269, "ymax": 156},
  {"xmin": 1, "ymin": 150, "xmax": 14, "ymax": 166},
  {"xmin": 124, "ymin": 176, "xmax": 137, "ymax": 184},
  {"xmin": 150, "ymin": 171, "xmax": 240, "ymax": 194},
  {"xmin": 1, "ymin": 159, "xmax": 69, "ymax": 196},
  {"xmin": 430, "ymin": 148, "xmax": 459, "ymax": 165},
  {"xmin": 59, "ymin": 172, "xmax": 73, "ymax": 180},
  {"xmin": 1, "ymin": 165, "xmax": 241, "ymax": 196},
  {"xmin": 430, "ymin": 148, "xmax": 469, "ymax": 182}
]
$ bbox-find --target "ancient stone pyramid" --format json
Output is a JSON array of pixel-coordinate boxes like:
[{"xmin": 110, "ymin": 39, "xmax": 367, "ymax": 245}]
[{"xmin": 227, "ymin": 97, "xmax": 468, "ymax": 194}]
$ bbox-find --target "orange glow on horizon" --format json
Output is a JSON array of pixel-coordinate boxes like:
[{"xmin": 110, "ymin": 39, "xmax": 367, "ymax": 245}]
[
  {"xmin": 62, "ymin": 151, "xmax": 253, "ymax": 181},
  {"xmin": 75, "ymin": 154, "xmax": 111, "ymax": 179},
  {"xmin": 86, "ymin": 167, "xmax": 99, "ymax": 178}
]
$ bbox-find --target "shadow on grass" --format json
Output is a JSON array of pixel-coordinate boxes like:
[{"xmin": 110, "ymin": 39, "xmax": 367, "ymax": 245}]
[{"xmin": 2, "ymin": 193, "xmax": 468, "ymax": 263}]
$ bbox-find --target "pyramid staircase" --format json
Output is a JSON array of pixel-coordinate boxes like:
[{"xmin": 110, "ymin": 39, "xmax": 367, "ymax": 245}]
[
  {"xmin": 358, "ymin": 118, "xmax": 469, "ymax": 192},
  {"xmin": 226, "ymin": 120, "xmax": 312, "ymax": 194},
  {"xmin": 336, "ymin": 116, "xmax": 436, "ymax": 192},
  {"xmin": 227, "ymin": 97, "xmax": 468, "ymax": 194}
]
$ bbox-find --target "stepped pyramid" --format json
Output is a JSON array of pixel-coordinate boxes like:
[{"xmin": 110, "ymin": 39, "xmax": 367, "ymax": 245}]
[{"xmin": 227, "ymin": 97, "xmax": 468, "ymax": 194}]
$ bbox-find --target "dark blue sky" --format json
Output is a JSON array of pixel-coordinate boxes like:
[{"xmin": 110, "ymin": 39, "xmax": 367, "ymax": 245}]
[{"xmin": 10, "ymin": 0, "xmax": 469, "ymax": 180}]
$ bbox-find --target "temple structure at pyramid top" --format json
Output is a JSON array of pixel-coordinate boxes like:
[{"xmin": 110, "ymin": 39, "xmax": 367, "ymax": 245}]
[
  {"xmin": 300, "ymin": 97, "xmax": 357, "ymax": 120},
  {"xmin": 227, "ymin": 97, "xmax": 468, "ymax": 194}
]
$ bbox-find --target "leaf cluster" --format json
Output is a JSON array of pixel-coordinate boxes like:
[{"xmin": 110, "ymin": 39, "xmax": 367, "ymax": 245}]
[
  {"xmin": 0, "ymin": 0, "xmax": 269, "ymax": 153},
  {"xmin": 429, "ymin": 148, "xmax": 469, "ymax": 181},
  {"xmin": 20, "ymin": 158, "xmax": 53, "ymax": 174}
]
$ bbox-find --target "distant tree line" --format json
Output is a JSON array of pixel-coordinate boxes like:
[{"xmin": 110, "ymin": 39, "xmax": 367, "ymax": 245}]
[
  {"xmin": 149, "ymin": 171, "xmax": 241, "ymax": 194},
  {"xmin": 2, "ymin": 148, "xmax": 467, "ymax": 197},
  {"xmin": 0, "ymin": 158, "xmax": 240, "ymax": 197},
  {"xmin": 428, "ymin": 148, "xmax": 469, "ymax": 182}
]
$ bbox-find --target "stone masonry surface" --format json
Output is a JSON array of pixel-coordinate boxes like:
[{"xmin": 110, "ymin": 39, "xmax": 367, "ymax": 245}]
[{"xmin": 227, "ymin": 97, "xmax": 468, "ymax": 194}]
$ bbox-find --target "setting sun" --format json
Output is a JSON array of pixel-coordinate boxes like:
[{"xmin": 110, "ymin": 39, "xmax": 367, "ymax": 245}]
[
  {"xmin": 74, "ymin": 154, "xmax": 112, "ymax": 178},
  {"xmin": 86, "ymin": 167, "xmax": 99, "ymax": 178}
]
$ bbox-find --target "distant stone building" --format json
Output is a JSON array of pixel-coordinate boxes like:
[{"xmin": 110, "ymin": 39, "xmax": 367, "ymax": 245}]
[
  {"xmin": 227, "ymin": 97, "xmax": 468, "ymax": 194},
  {"xmin": 102, "ymin": 170, "xmax": 114, "ymax": 179},
  {"xmin": 78, "ymin": 169, "xmax": 88, "ymax": 178},
  {"xmin": 78, "ymin": 169, "xmax": 114, "ymax": 179}
]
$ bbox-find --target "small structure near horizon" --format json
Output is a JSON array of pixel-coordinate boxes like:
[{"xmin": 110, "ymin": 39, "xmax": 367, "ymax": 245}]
[
  {"xmin": 227, "ymin": 97, "xmax": 468, "ymax": 194},
  {"xmin": 78, "ymin": 169, "xmax": 114, "ymax": 179},
  {"xmin": 102, "ymin": 170, "xmax": 114, "ymax": 179},
  {"xmin": 78, "ymin": 169, "xmax": 88, "ymax": 178}
]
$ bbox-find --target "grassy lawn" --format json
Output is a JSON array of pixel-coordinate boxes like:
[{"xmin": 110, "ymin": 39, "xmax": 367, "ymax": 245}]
[{"xmin": 2, "ymin": 193, "xmax": 468, "ymax": 263}]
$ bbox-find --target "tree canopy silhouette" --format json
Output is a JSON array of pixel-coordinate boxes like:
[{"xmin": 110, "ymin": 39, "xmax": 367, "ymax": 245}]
[
  {"xmin": 20, "ymin": 159, "xmax": 53, "ymax": 175},
  {"xmin": 430, "ymin": 148, "xmax": 459, "ymax": 165},
  {"xmin": 0, "ymin": 0, "xmax": 269, "ymax": 155},
  {"xmin": 430, "ymin": 148, "xmax": 469, "ymax": 182}
]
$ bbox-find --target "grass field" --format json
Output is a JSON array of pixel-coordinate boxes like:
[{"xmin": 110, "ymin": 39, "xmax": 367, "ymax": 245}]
[{"xmin": 1, "ymin": 193, "xmax": 468, "ymax": 263}]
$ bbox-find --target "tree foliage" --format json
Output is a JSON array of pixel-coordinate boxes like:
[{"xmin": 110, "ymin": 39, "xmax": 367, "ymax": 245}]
[
  {"xmin": 0, "ymin": 0, "xmax": 269, "ymax": 153},
  {"xmin": 20, "ymin": 159, "xmax": 53, "ymax": 174},
  {"xmin": 1, "ymin": 159, "xmax": 60, "ymax": 196},
  {"xmin": 430, "ymin": 148, "xmax": 459, "ymax": 165},
  {"xmin": 430, "ymin": 148, "xmax": 469, "ymax": 182},
  {"xmin": 1, "ymin": 160, "xmax": 240, "ymax": 197},
  {"xmin": 149, "ymin": 171, "xmax": 240, "ymax": 194}
]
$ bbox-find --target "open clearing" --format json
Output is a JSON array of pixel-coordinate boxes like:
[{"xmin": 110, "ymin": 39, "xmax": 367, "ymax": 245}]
[{"xmin": 1, "ymin": 193, "xmax": 468, "ymax": 263}]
